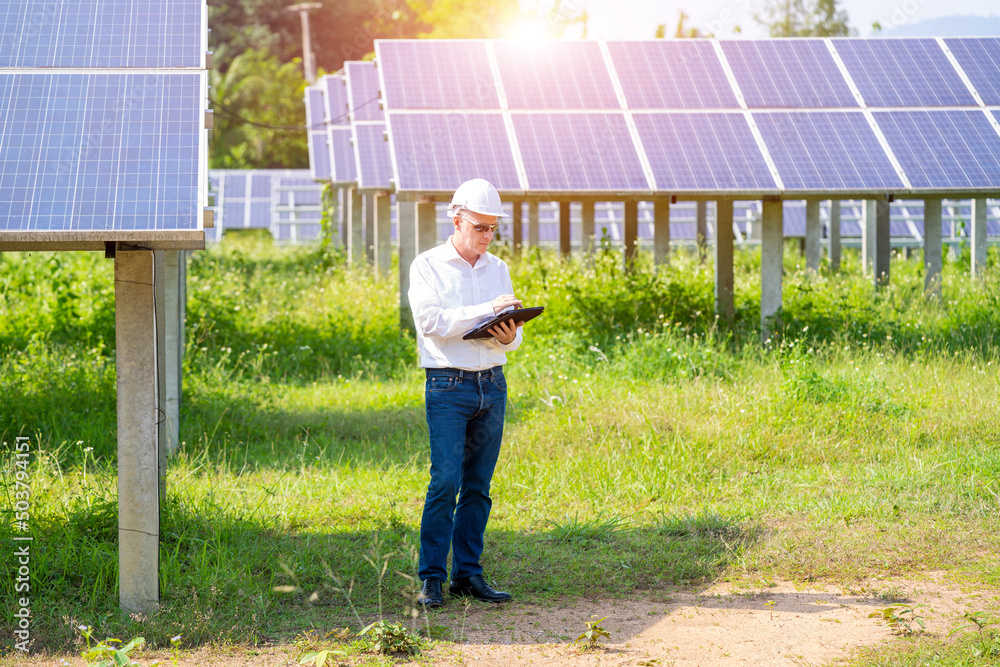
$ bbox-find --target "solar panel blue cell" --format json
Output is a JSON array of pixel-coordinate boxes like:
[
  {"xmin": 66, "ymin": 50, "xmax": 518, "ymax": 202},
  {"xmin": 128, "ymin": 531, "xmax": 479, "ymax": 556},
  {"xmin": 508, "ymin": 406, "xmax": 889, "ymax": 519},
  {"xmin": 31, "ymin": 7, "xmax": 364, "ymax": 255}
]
[
  {"xmin": 493, "ymin": 41, "xmax": 619, "ymax": 109},
  {"xmin": 387, "ymin": 112, "xmax": 520, "ymax": 192},
  {"xmin": 354, "ymin": 122, "xmax": 393, "ymax": 190},
  {"xmin": 834, "ymin": 39, "xmax": 975, "ymax": 107},
  {"xmin": 875, "ymin": 110, "xmax": 1000, "ymax": 189},
  {"xmin": 0, "ymin": 0, "xmax": 204, "ymax": 68},
  {"xmin": 345, "ymin": 61, "xmax": 383, "ymax": 122},
  {"xmin": 376, "ymin": 40, "xmax": 499, "ymax": 109},
  {"xmin": 754, "ymin": 112, "xmax": 904, "ymax": 191},
  {"xmin": 322, "ymin": 75, "xmax": 350, "ymax": 127},
  {"xmin": 329, "ymin": 127, "xmax": 356, "ymax": 184},
  {"xmin": 606, "ymin": 40, "xmax": 739, "ymax": 109},
  {"xmin": 0, "ymin": 72, "xmax": 202, "ymax": 232},
  {"xmin": 512, "ymin": 113, "xmax": 647, "ymax": 191},
  {"xmin": 944, "ymin": 38, "xmax": 1000, "ymax": 106},
  {"xmin": 633, "ymin": 112, "xmax": 776, "ymax": 191},
  {"xmin": 308, "ymin": 131, "xmax": 331, "ymax": 181},
  {"xmin": 721, "ymin": 40, "xmax": 856, "ymax": 108},
  {"xmin": 782, "ymin": 201, "xmax": 806, "ymax": 237}
]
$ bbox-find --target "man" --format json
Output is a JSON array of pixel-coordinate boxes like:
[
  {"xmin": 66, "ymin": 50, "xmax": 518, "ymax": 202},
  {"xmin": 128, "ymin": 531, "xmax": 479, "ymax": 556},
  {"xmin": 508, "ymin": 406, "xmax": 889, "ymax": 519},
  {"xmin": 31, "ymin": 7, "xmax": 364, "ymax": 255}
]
[{"xmin": 408, "ymin": 178, "xmax": 524, "ymax": 608}]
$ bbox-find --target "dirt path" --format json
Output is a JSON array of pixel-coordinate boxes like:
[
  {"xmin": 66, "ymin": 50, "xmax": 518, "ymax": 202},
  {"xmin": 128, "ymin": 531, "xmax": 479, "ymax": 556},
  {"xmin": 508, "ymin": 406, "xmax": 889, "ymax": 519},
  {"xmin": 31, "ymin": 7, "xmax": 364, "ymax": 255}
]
[{"xmin": 8, "ymin": 573, "xmax": 998, "ymax": 667}]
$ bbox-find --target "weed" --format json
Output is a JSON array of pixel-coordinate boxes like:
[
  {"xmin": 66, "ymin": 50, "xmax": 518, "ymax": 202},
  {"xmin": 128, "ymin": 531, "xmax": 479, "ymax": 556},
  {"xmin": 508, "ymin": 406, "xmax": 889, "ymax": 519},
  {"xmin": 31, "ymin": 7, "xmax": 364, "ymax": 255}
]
[
  {"xmin": 575, "ymin": 616, "xmax": 611, "ymax": 649},
  {"xmin": 869, "ymin": 604, "xmax": 926, "ymax": 635},
  {"xmin": 357, "ymin": 620, "xmax": 423, "ymax": 655},
  {"xmin": 78, "ymin": 625, "xmax": 145, "ymax": 667},
  {"xmin": 548, "ymin": 512, "xmax": 624, "ymax": 544}
]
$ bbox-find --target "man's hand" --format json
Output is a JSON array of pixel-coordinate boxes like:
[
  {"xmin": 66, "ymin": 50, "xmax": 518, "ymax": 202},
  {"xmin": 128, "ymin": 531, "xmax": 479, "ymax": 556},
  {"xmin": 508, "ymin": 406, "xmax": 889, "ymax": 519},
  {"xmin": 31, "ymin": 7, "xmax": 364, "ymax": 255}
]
[
  {"xmin": 491, "ymin": 294, "xmax": 522, "ymax": 315},
  {"xmin": 488, "ymin": 318, "xmax": 520, "ymax": 345}
]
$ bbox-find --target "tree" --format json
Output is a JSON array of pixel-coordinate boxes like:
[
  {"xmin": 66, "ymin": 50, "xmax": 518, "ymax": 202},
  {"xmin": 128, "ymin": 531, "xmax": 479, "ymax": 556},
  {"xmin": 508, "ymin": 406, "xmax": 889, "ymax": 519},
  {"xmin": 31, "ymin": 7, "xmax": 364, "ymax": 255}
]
[
  {"xmin": 210, "ymin": 49, "xmax": 309, "ymax": 169},
  {"xmin": 754, "ymin": 0, "xmax": 852, "ymax": 37},
  {"xmin": 208, "ymin": 0, "xmax": 424, "ymax": 74}
]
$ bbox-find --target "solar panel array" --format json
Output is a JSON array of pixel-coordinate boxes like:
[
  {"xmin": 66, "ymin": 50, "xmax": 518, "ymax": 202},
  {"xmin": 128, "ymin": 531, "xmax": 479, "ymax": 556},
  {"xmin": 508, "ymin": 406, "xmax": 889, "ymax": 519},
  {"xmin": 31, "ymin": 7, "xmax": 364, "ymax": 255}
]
[
  {"xmin": 374, "ymin": 37, "xmax": 1000, "ymax": 198},
  {"xmin": 0, "ymin": 0, "xmax": 209, "ymax": 242},
  {"xmin": 343, "ymin": 62, "xmax": 394, "ymax": 190},
  {"xmin": 209, "ymin": 170, "xmax": 324, "ymax": 244}
]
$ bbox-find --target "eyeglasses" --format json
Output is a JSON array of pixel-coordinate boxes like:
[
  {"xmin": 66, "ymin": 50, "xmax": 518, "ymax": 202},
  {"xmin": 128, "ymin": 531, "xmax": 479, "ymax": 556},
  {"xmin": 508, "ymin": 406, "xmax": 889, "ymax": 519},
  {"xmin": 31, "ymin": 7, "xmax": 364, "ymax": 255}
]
[{"xmin": 457, "ymin": 214, "xmax": 499, "ymax": 234}]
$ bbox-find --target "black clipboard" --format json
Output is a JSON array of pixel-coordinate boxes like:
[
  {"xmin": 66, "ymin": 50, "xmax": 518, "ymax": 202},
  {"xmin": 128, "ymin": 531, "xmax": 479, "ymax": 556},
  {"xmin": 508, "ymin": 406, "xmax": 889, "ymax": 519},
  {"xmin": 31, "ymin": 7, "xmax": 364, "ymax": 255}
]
[{"xmin": 462, "ymin": 307, "xmax": 544, "ymax": 340}]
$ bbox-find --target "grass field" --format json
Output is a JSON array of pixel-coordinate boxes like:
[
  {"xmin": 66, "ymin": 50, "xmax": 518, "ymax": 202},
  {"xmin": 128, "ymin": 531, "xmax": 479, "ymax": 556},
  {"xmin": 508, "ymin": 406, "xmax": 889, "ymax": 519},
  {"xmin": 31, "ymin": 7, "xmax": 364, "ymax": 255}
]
[{"xmin": 2, "ymin": 232, "xmax": 1000, "ymax": 664}]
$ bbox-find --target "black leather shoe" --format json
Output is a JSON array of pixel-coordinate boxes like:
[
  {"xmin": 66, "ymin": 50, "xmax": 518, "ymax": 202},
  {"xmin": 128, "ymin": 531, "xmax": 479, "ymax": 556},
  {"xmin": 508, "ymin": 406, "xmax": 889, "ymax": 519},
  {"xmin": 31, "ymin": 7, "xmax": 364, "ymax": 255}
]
[
  {"xmin": 417, "ymin": 578, "xmax": 443, "ymax": 608},
  {"xmin": 449, "ymin": 574, "xmax": 512, "ymax": 603}
]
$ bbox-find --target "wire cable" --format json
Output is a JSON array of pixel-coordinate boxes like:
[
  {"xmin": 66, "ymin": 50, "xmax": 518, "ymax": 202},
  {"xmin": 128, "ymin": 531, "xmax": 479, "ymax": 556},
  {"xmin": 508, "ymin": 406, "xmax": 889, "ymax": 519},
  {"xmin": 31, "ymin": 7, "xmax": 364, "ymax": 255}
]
[{"xmin": 209, "ymin": 94, "xmax": 382, "ymax": 132}]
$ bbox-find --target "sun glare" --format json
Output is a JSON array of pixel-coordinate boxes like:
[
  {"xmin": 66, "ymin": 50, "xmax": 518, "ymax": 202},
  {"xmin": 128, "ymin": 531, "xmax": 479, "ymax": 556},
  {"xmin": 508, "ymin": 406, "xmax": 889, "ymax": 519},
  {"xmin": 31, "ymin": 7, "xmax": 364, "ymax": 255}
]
[{"xmin": 501, "ymin": 15, "xmax": 552, "ymax": 41}]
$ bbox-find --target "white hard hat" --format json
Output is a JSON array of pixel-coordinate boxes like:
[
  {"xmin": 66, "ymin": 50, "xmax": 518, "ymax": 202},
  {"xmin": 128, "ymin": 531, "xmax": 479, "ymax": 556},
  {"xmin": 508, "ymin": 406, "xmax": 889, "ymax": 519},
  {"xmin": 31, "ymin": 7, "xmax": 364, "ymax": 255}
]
[{"xmin": 447, "ymin": 178, "xmax": 508, "ymax": 218}]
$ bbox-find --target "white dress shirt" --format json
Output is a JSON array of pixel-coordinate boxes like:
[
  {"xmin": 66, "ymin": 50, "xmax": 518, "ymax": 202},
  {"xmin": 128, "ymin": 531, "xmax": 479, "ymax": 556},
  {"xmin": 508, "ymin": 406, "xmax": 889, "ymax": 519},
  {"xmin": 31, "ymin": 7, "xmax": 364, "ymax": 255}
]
[{"xmin": 409, "ymin": 238, "xmax": 523, "ymax": 370}]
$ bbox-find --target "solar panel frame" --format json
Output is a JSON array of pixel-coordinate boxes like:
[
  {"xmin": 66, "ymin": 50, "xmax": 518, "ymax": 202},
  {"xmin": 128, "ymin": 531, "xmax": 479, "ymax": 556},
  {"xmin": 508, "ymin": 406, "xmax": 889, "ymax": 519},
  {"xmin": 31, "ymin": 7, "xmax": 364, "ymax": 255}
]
[
  {"xmin": 321, "ymin": 75, "xmax": 350, "ymax": 127},
  {"xmin": 328, "ymin": 127, "xmax": 357, "ymax": 185},
  {"xmin": 833, "ymin": 38, "xmax": 976, "ymax": 107},
  {"xmin": 0, "ymin": 0, "xmax": 207, "ymax": 68},
  {"xmin": 0, "ymin": 71, "xmax": 206, "ymax": 239}
]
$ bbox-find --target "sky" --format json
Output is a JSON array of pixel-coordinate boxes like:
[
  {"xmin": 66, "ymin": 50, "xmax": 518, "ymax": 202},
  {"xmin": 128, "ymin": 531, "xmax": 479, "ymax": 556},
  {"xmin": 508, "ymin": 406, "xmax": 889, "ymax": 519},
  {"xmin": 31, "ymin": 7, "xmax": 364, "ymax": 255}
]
[{"xmin": 576, "ymin": 0, "xmax": 1000, "ymax": 39}]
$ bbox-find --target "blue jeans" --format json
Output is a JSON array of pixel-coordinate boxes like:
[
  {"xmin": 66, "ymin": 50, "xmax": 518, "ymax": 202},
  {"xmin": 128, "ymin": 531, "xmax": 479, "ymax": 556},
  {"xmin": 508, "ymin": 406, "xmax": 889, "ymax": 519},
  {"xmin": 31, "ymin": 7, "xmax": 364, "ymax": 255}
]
[{"xmin": 418, "ymin": 366, "xmax": 507, "ymax": 583}]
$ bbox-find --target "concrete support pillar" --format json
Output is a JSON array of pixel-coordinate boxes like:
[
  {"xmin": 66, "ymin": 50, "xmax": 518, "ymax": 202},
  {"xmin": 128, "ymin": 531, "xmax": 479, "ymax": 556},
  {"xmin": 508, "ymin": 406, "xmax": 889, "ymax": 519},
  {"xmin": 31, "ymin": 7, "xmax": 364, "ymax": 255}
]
[
  {"xmin": 177, "ymin": 251, "xmax": 186, "ymax": 411},
  {"xmin": 348, "ymin": 186, "xmax": 364, "ymax": 267},
  {"xmin": 862, "ymin": 200, "xmax": 876, "ymax": 275},
  {"xmin": 924, "ymin": 197, "xmax": 942, "ymax": 295},
  {"xmin": 805, "ymin": 199, "xmax": 821, "ymax": 271},
  {"xmin": 364, "ymin": 193, "xmax": 375, "ymax": 265},
  {"xmin": 696, "ymin": 200, "xmax": 708, "ymax": 262},
  {"xmin": 163, "ymin": 251, "xmax": 181, "ymax": 457},
  {"xmin": 154, "ymin": 251, "xmax": 166, "ymax": 505},
  {"xmin": 715, "ymin": 199, "xmax": 735, "ymax": 323},
  {"xmin": 874, "ymin": 198, "xmax": 891, "ymax": 289},
  {"xmin": 559, "ymin": 201, "xmax": 571, "ymax": 258},
  {"xmin": 115, "ymin": 249, "xmax": 160, "ymax": 614},
  {"xmin": 581, "ymin": 201, "xmax": 595, "ymax": 254},
  {"xmin": 829, "ymin": 200, "xmax": 841, "ymax": 271},
  {"xmin": 528, "ymin": 201, "xmax": 539, "ymax": 249},
  {"xmin": 511, "ymin": 201, "xmax": 523, "ymax": 258},
  {"xmin": 399, "ymin": 202, "xmax": 416, "ymax": 331},
  {"xmin": 654, "ymin": 199, "xmax": 670, "ymax": 265},
  {"xmin": 972, "ymin": 197, "xmax": 988, "ymax": 279},
  {"xmin": 761, "ymin": 200, "xmax": 783, "ymax": 342},
  {"xmin": 416, "ymin": 198, "xmax": 437, "ymax": 255},
  {"xmin": 374, "ymin": 192, "xmax": 391, "ymax": 277},
  {"xmin": 338, "ymin": 187, "xmax": 347, "ymax": 248},
  {"xmin": 624, "ymin": 201, "xmax": 638, "ymax": 266}
]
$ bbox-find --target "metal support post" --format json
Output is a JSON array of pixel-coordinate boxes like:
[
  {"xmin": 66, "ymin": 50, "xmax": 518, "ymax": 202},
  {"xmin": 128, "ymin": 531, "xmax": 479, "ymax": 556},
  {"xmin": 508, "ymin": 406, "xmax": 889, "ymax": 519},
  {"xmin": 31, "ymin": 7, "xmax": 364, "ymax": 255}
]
[{"xmin": 715, "ymin": 199, "xmax": 735, "ymax": 323}]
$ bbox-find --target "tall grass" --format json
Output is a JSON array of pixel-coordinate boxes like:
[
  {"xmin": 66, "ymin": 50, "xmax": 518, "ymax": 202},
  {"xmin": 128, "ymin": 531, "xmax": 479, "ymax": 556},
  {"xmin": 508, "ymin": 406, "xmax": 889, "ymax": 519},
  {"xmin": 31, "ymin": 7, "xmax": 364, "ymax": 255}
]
[{"xmin": 1, "ymin": 233, "xmax": 999, "ymax": 662}]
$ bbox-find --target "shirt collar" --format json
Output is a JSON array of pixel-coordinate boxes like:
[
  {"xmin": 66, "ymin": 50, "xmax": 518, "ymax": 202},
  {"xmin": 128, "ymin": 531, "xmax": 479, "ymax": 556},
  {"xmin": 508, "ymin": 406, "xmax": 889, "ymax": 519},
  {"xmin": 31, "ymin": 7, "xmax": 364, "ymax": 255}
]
[{"xmin": 444, "ymin": 236, "xmax": 488, "ymax": 269}]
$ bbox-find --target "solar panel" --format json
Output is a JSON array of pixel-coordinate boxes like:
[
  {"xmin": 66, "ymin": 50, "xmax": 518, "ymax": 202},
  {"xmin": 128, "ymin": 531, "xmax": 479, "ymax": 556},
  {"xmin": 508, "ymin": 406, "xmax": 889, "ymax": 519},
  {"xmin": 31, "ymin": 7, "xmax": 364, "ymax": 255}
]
[
  {"xmin": 834, "ymin": 39, "xmax": 975, "ymax": 107},
  {"xmin": 0, "ymin": 0, "xmax": 204, "ymax": 68},
  {"xmin": 874, "ymin": 110, "xmax": 1000, "ymax": 189},
  {"xmin": 305, "ymin": 85, "xmax": 331, "ymax": 181},
  {"xmin": 512, "ymin": 113, "xmax": 648, "ymax": 191},
  {"xmin": 309, "ymin": 130, "xmax": 331, "ymax": 181},
  {"xmin": 944, "ymin": 38, "xmax": 1000, "ymax": 106},
  {"xmin": 0, "ymin": 72, "xmax": 202, "ymax": 232},
  {"xmin": 353, "ymin": 122, "xmax": 393, "ymax": 190},
  {"xmin": 322, "ymin": 75, "xmax": 350, "ymax": 127},
  {"xmin": 209, "ymin": 170, "xmax": 321, "ymax": 243},
  {"xmin": 606, "ymin": 40, "xmax": 739, "ymax": 109},
  {"xmin": 272, "ymin": 173, "xmax": 324, "ymax": 244},
  {"xmin": 493, "ymin": 40, "xmax": 619, "ymax": 109},
  {"xmin": 328, "ymin": 127, "xmax": 356, "ymax": 184},
  {"xmin": 344, "ymin": 61, "xmax": 383, "ymax": 121},
  {"xmin": 387, "ymin": 112, "xmax": 520, "ymax": 192},
  {"xmin": 754, "ymin": 111, "xmax": 904, "ymax": 191},
  {"xmin": 632, "ymin": 112, "xmax": 776, "ymax": 191},
  {"xmin": 721, "ymin": 40, "xmax": 857, "ymax": 108},
  {"xmin": 375, "ymin": 40, "xmax": 500, "ymax": 109}
]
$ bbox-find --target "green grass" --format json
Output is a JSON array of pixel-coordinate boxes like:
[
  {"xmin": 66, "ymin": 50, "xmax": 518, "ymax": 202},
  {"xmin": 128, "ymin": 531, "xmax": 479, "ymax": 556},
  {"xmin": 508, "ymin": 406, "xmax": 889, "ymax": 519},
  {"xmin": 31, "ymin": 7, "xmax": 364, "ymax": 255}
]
[{"xmin": 2, "ymin": 232, "xmax": 1000, "ymax": 665}]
